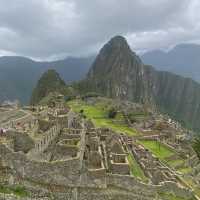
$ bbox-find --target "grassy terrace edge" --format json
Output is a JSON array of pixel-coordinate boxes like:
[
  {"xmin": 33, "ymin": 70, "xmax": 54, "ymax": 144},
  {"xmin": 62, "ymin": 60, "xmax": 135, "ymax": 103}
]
[{"xmin": 67, "ymin": 99, "xmax": 138, "ymax": 136}]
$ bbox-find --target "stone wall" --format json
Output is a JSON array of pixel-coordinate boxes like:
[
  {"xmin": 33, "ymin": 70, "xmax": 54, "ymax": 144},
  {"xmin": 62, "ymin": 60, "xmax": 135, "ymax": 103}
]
[
  {"xmin": 67, "ymin": 128, "xmax": 83, "ymax": 135},
  {"xmin": 67, "ymin": 110, "xmax": 78, "ymax": 129},
  {"xmin": 53, "ymin": 144, "xmax": 78, "ymax": 160},
  {"xmin": 112, "ymin": 153, "xmax": 126, "ymax": 163},
  {"xmin": 60, "ymin": 133, "xmax": 81, "ymax": 140},
  {"xmin": 0, "ymin": 193, "xmax": 50, "ymax": 200},
  {"xmin": 6, "ymin": 131, "xmax": 34, "ymax": 153},
  {"xmin": 108, "ymin": 174, "xmax": 154, "ymax": 192},
  {"xmin": 28, "ymin": 124, "xmax": 61, "ymax": 157},
  {"xmin": 2, "ymin": 112, "xmax": 35, "ymax": 129},
  {"xmin": 0, "ymin": 144, "xmax": 81, "ymax": 187},
  {"xmin": 110, "ymin": 162, "xmax": 130, "ymax": 175},
  {"xmin": 0, "ymin": 143, "xmax": 196, "ymax": 200},
  {"xmin": 88, "ymin": 169, "xmax": 106, "ymax": 179},
  {"xmin": 107, "ymin": 174, "xmax": 195, "ymax": 200},
  {"xmin": 156, "ymin": 181, "xmax": 195, "ymax": 199},
  {"xmin": 78, "ymin": 186, "xmax": 154, "ymax": 200}
]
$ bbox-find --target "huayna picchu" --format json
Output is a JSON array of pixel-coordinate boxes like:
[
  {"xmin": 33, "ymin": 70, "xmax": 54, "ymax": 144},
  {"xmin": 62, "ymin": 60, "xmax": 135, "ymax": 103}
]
[
  {"xmin": 1, "ymin": 36, "xmax": 200, "ymax": 200},
  {"xmin": 82, "ymin": 35, "xmax": 200, "ymax": 132}
]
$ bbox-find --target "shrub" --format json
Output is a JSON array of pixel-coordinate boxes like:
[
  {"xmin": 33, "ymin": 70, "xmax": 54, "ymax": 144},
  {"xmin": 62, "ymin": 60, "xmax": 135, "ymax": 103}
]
[
  {"xmin": 80, "ymin": 109, "xmax": 84, "ymax": 114},
  {"xmin": 13, "ymin": 186, "xmax": 29, "ymax": 197},
  {"xmin": 108, "ymin": 107, "xmax": 117, "ymax": 119},
  {"xmin": 83, "ymin": 115, "xmax": 87, "ymax": 119},
  {"xmin": 128, "ymin": 113, "xmax": 137, "ymax": 123}
]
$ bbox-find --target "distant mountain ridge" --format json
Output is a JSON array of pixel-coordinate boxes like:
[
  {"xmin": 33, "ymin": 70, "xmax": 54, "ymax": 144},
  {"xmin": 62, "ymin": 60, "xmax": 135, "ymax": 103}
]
[
  {"xmin": 0, "ymin": 56, "xmax": 94, "ymax": 104},
  {"xmin": 81, "ymin": 36, "xmax": 200, "ymax": 131},
  {"xmin": 141, "ymin": 43, "xmax": 200, "ymax": 82},
  {"xmin": 2, "ymin": 42, "xmax": 200, "ymax": 105}
]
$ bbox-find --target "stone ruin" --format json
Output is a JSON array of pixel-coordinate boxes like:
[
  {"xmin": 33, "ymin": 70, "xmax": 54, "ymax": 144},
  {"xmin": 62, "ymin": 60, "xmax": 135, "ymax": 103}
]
[
  {"xmin": 131, "ymin": 143, "xmax": 176, "ymax": 184},
  {"xmin": 0, "ymin": 101, "xmax": 197, "ymax": 200},
  {"xmin": 107, "ymin": 137, "xmax": 130, "ymax": 175}
]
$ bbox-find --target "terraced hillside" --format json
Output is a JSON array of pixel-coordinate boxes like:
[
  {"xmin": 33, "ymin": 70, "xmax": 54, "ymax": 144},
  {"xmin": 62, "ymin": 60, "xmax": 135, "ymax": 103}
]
[
  {"xmin": 67, "ymin": 98, "xmax": 138, "ymax": 136},
  {"xmin": 67, "ymin": 97, "xmax": 200, "ymax": 199},
  {"xmin": 0, "ymin": 109, "xmax": 27, "ymax": 125}
]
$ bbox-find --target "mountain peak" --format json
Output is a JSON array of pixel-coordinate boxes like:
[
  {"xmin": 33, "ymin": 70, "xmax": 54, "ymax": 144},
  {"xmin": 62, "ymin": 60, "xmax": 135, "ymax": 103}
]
[
  {"xmin": 85, "ymin": 35, "xmax": 148, "ymax": 102},
  {"xmin": 108, "ymin": 35, "xmax": 128, "ymax": 46},
  {"xmin": 102, "ymin": 35, "xmax": 131, "ymax": 54},
  {"xmin": 88, "ymin": 35, "xmax": 141, "ymax": 78},
  {"xmin": 30, "ymin": 69, "xmax": 66, "ymax": 105}
]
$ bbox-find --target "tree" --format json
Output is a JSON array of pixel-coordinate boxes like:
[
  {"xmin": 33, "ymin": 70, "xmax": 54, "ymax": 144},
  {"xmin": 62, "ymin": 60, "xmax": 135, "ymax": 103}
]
[
  {"xmin": 80, "ymin": 109, "xmax": 84, "ymax": 114},
  {"xmin": 108, "ymin": 107, "xmax": 117, "ymax": 119}
]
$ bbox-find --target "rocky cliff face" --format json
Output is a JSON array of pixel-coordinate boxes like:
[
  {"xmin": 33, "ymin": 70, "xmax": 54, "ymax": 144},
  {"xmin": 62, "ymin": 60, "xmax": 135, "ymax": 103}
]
[
  {"xmin": 83, "ymin": 36, "xmax": 200, "ymax": 131},
  {"xmin": 86, "ymin": 36, "xmax": 153, "ymax": 103},
  {"xmin": 153, "ymin": 71, "xmax": 200, "ymax": 130}
]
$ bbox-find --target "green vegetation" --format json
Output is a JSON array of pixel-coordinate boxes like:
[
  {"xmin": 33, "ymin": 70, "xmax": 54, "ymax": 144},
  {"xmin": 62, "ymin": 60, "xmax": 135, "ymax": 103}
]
[
  {"xmin": 127, "ymin": 153, "xmax": 148, "ymax": 182},
  {"xmin": 138, "ymin": 140, "xmax": 197, "ymax": 198},
  {"xmin": 184, "ymin": 176, "xmax": 200, "ymax": 198},
  {"xmin": 158, "ymin": 192, "xmax": 196, "ymax": 200},
  {"xmin": 138, "ymin": 139, "xmax": 192, "ymax": 175},
  {"xmin": 138, "ymin": 140, "xmax": 174, "ymax": 159},
  {"xmin": 67, "ymin": 99, "xmax": 138, "ymax": 136},
  {"xmin": 178, "ymin": 167, "xmax": 192, "ymax": 174},
  {"xmin": 166, "ymin": 159, "xmax": 192, "ymax": 174},
  {"xmin": 108, "ymin": 107, "xmax": 117, "ymax": 119},
  {"xmin": 167, "ymin": 159, "xmax": 184, "ymax": 168},
  {"xmin": 0, "ymin": 185, "xmax": 29, "ymax": 197},
  {"xmin": 0, "ymin": 185, "xmax": 10, "ymax": 194},
  {"xmin": 30, "ymin": 69, "xmax": 67, "ymax": 105}
]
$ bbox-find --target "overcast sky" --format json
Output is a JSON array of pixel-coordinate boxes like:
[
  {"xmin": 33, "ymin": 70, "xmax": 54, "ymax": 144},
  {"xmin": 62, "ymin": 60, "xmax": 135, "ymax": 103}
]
[{"xmin": 0, "ymin": 0, "xmax": 200, "ymax": 60}]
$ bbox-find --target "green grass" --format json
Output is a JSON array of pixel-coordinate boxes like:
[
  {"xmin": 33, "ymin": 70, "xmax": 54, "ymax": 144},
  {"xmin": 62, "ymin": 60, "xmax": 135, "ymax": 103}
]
[
  {"xmin": 138, "ymin": 140, "xmax": 192, "ymax": 176},
  {"xmin": 184, "ymin": 176, "xmax": 200, "ymax": 198},
  {"xmin": 67, "ymin": 100, "xmax": 138, "ymax": 136},
  {"xmin": 166, "ymin": 159, "xmax": 192, "ymax": 175},
  {"xmin": 138, "ymin": 140, "xmax": 174, "ymax": 159},
  {"xmin": 0, "ymin": 185, "xmax": 29, "ymax": 197},
  {"xmin": 0, "ymin": 185, "xmax": 10, "ymax": 194},
  {"xmin": 158, "ymin": 192, "xmax": 196, "ymax": 200},
  {"xmin": 178, "ymin": 167, "xmax": 192, "ymax": 174},
  {"xmin": 127, "ymin": 153, "xmax": 148, "ymax": 182},
  {"xmin": 167, "ymin": 159, "xmax": 184, "ymax": 168}
]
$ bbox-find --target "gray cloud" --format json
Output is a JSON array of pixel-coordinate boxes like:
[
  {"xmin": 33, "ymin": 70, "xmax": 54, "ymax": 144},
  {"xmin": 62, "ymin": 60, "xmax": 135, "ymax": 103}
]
[{"xmin": 0, "ymin": 0, "xmax": 199, "ymax": 60}]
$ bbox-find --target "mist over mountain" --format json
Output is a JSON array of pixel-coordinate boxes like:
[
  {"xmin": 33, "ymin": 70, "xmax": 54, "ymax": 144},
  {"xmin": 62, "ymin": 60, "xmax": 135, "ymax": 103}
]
[
  {"xmin": 0, "ymin": 56, "xmax": 94, "ymax": 104},
  {"xmin": 141, "ymin": 43, "xmax": 200, "ymax": 82},
  {"xmin": 81, "ymin": 36, "xmax": 200, "ymax": 131}
]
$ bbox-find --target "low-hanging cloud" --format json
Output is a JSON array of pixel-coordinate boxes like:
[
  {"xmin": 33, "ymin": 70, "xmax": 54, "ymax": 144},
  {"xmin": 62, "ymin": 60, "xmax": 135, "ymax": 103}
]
[{"xmin": 0, "ymin": 0, "xmax": 199, "ymax": 60}]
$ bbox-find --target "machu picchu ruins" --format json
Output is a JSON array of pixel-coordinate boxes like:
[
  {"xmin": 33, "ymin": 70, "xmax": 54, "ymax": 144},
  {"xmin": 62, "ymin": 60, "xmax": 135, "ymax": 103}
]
[
  {"xmin": 0, "ymin": 93, "xmax": 199, "ymax": 200},
  {"xmin": 1, "ymin": 5, "xmax": 200, "ymax": 198}
]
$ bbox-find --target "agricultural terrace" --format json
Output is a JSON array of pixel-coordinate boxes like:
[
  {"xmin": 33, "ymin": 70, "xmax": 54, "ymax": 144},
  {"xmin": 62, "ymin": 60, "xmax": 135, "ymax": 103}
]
[
  {"xmin": 127, "ymin": 153, "xmax": 148, "ymax": 182},
  {"xmin": 138, "ymin": 140, "xmax": 192, "ymax": 175},
  {"xmin": 67, "ymin": 99, "xmax": 138, "ymax": 136}
]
